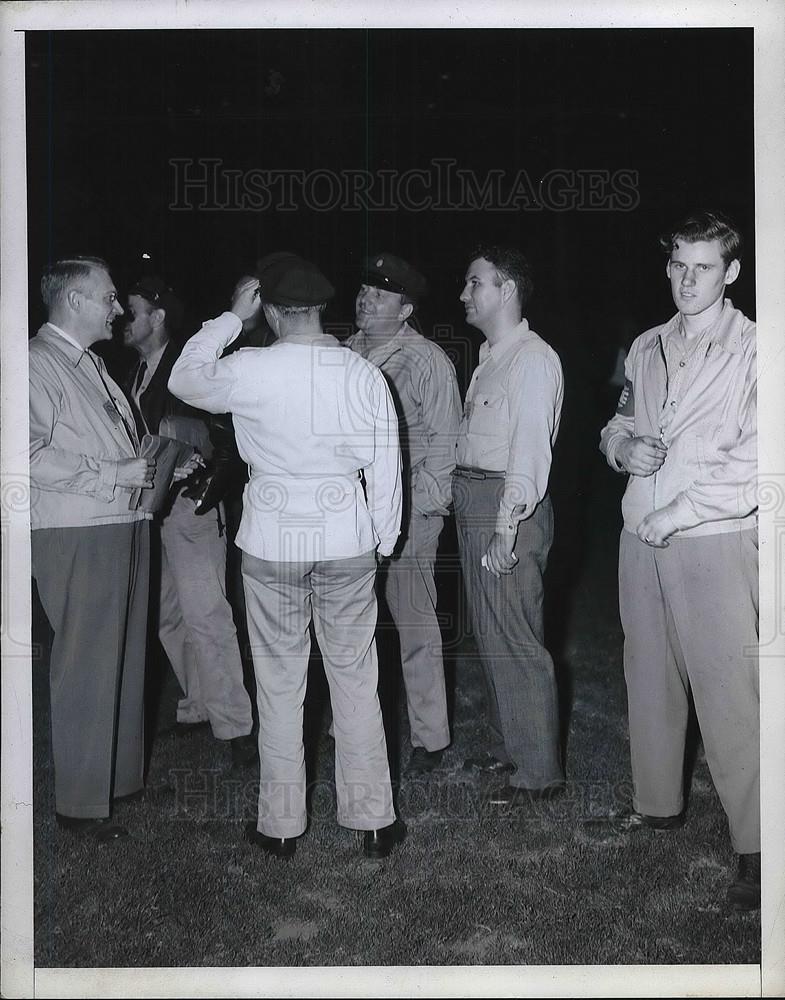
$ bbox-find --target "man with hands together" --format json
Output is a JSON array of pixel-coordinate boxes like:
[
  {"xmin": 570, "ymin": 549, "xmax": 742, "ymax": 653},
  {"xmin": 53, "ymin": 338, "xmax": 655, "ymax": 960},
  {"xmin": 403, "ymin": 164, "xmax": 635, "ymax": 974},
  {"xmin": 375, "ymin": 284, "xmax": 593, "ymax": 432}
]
[{"xmin": 600, "ymin": 211, "xmax": 760, "ymax": 911}]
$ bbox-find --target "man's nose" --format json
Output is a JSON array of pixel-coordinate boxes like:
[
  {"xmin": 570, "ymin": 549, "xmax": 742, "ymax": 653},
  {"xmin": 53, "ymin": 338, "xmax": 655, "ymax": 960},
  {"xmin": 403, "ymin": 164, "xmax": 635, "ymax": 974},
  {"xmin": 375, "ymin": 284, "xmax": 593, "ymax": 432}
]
[
  {"xmin": 114, "ymin": 301, "xmax": 125, "ymax": 317},
  {"xmin": 681, "ymin": 268, "xmax": 696, "ymax": 286},
  {"xmin": 459, "ymin": 285, "xmax": 470, "ymax": 302}
]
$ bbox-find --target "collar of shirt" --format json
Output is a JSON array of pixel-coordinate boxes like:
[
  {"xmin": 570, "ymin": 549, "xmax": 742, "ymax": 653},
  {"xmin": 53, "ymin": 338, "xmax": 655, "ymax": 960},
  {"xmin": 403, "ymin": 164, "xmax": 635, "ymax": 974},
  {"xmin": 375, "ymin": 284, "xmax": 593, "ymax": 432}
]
[
  {"xmin": 659, "ymin": 299, "xmax": 743, "ymax": 358},
  {"xmin": 479, "ymin": 318, "xmax": 532, "ymax": 364},
  {"xmin": 142, "ymin": 342, "xmax": 168, "ymax": 384},
  {"xmin": 278, "ymin": 332, "xmax": 341, "ymax": 347},
  {"xmin": 349, "ymin": 322, "xmax": 412, "ymax": 365},
  {"xmin": 45, "ymin": 321, "xmax": 85, "ymax": 356}
]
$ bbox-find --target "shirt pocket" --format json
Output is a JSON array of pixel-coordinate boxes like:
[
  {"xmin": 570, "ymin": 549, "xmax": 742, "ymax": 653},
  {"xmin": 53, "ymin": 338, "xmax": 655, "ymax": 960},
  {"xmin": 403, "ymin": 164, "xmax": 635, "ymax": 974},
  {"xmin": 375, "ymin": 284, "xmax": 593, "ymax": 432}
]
[{"xmin": 466, "ymin": 392, "xmax": 505, "ymax": 437}]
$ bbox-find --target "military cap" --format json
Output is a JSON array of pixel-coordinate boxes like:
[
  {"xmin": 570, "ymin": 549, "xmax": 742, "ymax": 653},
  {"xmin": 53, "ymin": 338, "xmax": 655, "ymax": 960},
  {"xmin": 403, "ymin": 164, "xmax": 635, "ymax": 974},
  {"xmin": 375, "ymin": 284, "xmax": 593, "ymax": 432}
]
[
  {"xmin": 128, "ymin": 275, "xmax": 184, "ymax": 332},
  {"xmin": 363, "ymin": 252, "xmax": 427, "ymax": 302},
  {"xmin": 257, "ymin": 253, "xmax": 335, "ymax": 307}
]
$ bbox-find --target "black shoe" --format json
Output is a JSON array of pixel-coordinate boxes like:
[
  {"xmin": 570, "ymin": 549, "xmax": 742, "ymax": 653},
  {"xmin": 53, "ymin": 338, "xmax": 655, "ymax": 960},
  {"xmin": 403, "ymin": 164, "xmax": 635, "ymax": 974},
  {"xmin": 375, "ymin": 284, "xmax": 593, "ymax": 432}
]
[
  {"xmin": 463, "ymin": 752, "xmax": 515, "ymax": 776},
  {"xmin": 244, "ymin": 822, "xmax": 296, "ymax": 859},
  {"xmin": 362, "ymin": 819, "xmax": 407, "ymax": 859},
  {"xmin": 617, "ymin": 810, "xmax": 685, "ymax": 832},
  {"xmin": 727, "ymin": 852, "xmax": 761, "ymax": 910},
  {"xmin": 404, "ymin": 747, "xmax": 444, "ymax": 777},
  {"xmin": 55, "ymin": 813, "xmax": 128, "ymax": 842},
  {"xmin": 486, "ymin": 781, "xmax": 566, "ymax": 806},
  {"xmin": 166, "ymin": 720, "xmax": 210, "ymax": 738},
  {"xmin": 230, "ymin": 734, "xmax": 257, "ymax": 769}
]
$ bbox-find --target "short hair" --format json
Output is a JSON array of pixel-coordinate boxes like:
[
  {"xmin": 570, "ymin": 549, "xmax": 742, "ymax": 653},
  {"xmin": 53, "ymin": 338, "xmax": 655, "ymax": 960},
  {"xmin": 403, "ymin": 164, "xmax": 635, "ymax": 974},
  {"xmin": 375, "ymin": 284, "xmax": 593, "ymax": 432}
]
[
  {"xmin": 266, "ymin": 302, "xmax": 328, "ymax": 318},
  {"xmin": 660, "ymin": 210, "xmax": 743, "ymax": 267},
  {"xmin": 468, "ymin": 244, "xmax": 534, "ymax": 311},
  {"xmin": 41, "ymin": 256, "xmax": 110, "ymax": 312}
]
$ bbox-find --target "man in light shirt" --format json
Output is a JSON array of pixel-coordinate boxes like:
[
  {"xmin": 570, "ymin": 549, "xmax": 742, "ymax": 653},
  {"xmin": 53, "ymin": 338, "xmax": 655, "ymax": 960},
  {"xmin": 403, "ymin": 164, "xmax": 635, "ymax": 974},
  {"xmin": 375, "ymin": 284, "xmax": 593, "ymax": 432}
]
[
  {"xmin": 168, "ymin": 254, "xmax": 406, "ymax": 860},
  {"xmin": 123, "ymin": 275, "xmax": 255, "ymax": 770},
  {"xmin": 29, "ymin": 256, "xmax": 154, "ymax": 841},
  {"xmin": 455, "ymin": 245, "xmax": 565, "ymax": 806},
  {"xmin": 599, "ymin": 210, "xmax": 759, "ymax": 910},
  {"xmin": 347, "ymin": 253, "xmax": 461, "ymax": 778}
]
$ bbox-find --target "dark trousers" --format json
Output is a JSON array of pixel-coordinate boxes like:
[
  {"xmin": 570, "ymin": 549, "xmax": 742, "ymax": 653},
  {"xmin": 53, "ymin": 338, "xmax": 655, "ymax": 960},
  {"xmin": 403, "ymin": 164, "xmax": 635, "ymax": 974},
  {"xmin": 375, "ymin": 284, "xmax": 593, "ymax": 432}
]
[
  {"xmin": 454, "ymin": 477, "xmax": 563, "ymax": 788},
  {"xmin": 32, "ymin": 520, "xmax": 150, "ymax": 818}
]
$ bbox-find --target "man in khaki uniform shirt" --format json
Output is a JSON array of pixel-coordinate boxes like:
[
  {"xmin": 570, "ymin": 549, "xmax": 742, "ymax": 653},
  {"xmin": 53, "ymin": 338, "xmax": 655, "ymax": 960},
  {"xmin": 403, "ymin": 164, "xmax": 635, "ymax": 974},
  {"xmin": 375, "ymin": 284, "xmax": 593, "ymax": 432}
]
[
  {"xmin": 600, "ymin": 210, "xmax": 759, "ymax": 910},
  {"xmin": 347, "ymin": 253, "xmax": 461, "ymax": 777},
  {"xmin": 455, "ymin": 244, "xmax": 565, "ymax": 804}
]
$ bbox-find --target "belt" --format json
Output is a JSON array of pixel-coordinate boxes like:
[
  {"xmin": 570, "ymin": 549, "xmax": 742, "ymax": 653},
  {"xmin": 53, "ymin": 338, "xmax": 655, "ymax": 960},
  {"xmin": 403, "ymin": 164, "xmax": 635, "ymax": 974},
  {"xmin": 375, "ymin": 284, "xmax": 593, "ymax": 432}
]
[{"xmin": 452, "ymin": 465, "xmax": 506, "ymax": 480}]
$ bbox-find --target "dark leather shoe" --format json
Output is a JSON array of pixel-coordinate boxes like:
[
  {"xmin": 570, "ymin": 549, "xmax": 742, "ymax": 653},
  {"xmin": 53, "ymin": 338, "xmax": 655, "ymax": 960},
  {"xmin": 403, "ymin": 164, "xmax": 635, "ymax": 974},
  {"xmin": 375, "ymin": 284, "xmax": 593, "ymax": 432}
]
[
  {"xmin": 463, "ymin": 752, "xmax": 515, "ymax": 775},
  {"xmin": 727, "ymin": 852, "xmax": 761, "ymax": 910},
  {"xmin": 56, "ymin": 813, "xmax": 128, "ymax": 842},
  {"xmin": 363, "ymin": 819, "xmax": 407, "ymax": 859},
  {"xmin": 404, "ymin": 747, "xmax": 444, "ymax": 777},
  {"xmin": 617, "ymin": 810, "xmax": 685, "ymax": 832},
  {"xmin": 486, "ymin": 781, "xmax": 565, "ymax": 806},
  {"xmin": 244, "ymin": 822, "xmax": 296, "ymax": 859},
  {"xmin": 231, "ymin": 734, "xmax": 257, "ymax": 769}
]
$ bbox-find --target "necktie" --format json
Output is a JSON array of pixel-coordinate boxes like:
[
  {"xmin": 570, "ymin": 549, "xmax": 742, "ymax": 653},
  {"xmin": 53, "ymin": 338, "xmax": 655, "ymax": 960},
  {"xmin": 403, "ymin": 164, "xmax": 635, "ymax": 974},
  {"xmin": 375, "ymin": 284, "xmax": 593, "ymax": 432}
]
[{"xmin": 134, "ymin": 360, "xmax": 148, "ymax": 393}]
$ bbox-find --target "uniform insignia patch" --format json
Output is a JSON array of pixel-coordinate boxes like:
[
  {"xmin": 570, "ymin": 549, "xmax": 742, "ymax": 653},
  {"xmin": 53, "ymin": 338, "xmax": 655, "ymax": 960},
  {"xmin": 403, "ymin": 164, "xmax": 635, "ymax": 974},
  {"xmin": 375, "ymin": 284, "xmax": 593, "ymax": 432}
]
[{"xmin": 616, "ymin": 379, "xmax": 634, "ymax": 415}]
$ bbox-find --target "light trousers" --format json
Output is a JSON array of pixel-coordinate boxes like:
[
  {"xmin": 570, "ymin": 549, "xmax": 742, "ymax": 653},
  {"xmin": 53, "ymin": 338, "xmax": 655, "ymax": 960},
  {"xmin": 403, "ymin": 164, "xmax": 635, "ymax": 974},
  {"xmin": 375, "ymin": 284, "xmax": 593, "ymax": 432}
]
[
  {"xmin": 382, "ymin": 511, "xmax": 450, "ymax": 752},
  {"xmin": 619, "ymin": 528, "xmax": 760, "ymax": 853},
  {"xmin": 158, "ymin": 492, "xmax": 252, "ymax": 739},
  {"xmin": 242, "ymin": 549, "xmax": 395, "ymax": 839}
]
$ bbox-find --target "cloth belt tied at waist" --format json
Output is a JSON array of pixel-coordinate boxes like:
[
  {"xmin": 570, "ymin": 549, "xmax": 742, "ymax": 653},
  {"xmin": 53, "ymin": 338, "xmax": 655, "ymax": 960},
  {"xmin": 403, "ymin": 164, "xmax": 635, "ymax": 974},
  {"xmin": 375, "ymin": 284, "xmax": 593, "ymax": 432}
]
[{"xmin": 452, "ymin": 465, "xmax": 506, "ymax": 480}]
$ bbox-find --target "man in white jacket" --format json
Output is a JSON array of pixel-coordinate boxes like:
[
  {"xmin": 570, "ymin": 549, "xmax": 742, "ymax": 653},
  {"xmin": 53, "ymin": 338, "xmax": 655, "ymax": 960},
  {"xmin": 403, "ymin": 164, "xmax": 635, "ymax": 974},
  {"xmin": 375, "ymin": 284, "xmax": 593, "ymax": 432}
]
[
  {"xmin": 600, "ymin": 210, "xmax": 759, "ymax": 910},
  {"xmin": 168, "ymin": 254, "xmax": 405, "ymax": 860}
]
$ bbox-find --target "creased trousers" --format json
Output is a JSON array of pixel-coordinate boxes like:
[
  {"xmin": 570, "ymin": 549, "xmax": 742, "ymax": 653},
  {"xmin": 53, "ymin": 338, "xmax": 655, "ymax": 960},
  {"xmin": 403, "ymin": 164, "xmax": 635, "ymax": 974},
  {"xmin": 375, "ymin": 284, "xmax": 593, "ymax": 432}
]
[{"xmin": 242, "ymin": 549, "xmax": 395, "ymax": 839}]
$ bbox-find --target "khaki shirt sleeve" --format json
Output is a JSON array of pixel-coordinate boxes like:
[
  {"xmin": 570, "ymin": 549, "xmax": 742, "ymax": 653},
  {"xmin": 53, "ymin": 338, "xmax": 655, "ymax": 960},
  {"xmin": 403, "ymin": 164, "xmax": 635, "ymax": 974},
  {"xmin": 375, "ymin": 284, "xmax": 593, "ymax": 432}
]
[{"xmin": 411, "ymin": 350, "xmax": 462, "ymax": 516}]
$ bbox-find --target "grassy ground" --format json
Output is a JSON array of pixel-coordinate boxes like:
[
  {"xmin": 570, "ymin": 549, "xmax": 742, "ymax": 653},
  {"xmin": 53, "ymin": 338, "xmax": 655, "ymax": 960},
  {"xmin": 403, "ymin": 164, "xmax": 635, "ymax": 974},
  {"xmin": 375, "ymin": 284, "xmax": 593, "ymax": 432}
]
[{"xmin": 32, "ymin": 464, "xmax": 760, "ymax": 970}]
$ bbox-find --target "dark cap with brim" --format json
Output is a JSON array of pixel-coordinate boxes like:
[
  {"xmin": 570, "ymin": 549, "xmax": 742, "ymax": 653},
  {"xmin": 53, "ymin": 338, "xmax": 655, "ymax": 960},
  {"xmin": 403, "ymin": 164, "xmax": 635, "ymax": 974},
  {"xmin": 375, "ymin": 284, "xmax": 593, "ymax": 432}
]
[
  {"xmin": 128, "ymin": 275, "xmax": 184, "ymax": 331},
  {"xmin": 257, "ymin": 254, "xmax": 335, "ymax": 307},
  {"xmin": 363, "ymin": 252, "xmax": 427, "ymax": 302}
]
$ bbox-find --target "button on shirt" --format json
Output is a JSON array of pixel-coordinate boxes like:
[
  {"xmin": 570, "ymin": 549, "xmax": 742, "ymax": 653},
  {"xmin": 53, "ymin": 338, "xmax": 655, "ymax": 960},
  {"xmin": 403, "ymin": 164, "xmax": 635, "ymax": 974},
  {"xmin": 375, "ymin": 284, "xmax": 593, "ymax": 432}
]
[
  {"xmin": 457, "ymin": 319, "xmax": 563, "ymax": 534},
  {"xmin": 167, "ymin": 312, "xmax": 402, "ymax": 562},
  {"xmin": 346, "ymin": 323, "xmax": 461, "ymax": 516},
  {"xmin": 600, "ymin": 300, "xmax": 757, "ymax": 537}
]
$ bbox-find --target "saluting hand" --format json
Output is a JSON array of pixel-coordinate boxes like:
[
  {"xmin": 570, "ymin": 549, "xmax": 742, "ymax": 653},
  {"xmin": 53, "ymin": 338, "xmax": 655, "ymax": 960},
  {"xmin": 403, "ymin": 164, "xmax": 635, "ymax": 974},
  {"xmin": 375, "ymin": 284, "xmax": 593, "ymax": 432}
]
[{"xmin": 231, "ymin": 277, "xmax": 262, "ymax": 323}]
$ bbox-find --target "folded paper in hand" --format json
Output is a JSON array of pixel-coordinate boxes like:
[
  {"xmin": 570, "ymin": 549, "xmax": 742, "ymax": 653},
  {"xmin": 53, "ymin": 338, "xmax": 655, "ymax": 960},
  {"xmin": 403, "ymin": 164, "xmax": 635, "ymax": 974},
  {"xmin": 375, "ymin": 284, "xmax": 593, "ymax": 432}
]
[{"xmin": 128, "ymin": 434, "xmax": 195, "ymax": 513}]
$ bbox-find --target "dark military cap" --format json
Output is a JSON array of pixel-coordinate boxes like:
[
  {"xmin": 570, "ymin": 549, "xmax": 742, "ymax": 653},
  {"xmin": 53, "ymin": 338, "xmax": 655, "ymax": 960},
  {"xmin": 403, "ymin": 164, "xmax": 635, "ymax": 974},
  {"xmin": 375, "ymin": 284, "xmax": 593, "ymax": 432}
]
[
  {"xmin": 363, "ymin": 252, "xmax": 427, "ymax": 302},
  {"xmin": 128, "ymin": 275, "xmax": 184, "ymax": 332},
  {"xmin": 254, "ymin": 251, "xmax": 300, "ymax": 280},
  {"xmin": 257, "ymin": 253, "xmax": 335, "ymax": 307}
]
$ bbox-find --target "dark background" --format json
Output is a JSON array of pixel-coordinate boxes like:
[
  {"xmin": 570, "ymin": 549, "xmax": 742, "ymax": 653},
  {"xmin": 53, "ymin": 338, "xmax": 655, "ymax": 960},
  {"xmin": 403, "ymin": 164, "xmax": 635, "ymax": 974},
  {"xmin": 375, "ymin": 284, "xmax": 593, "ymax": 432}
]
[
  {"xmin": 24, "ymin": 27, "xmax": 756, "ymax": 643},
  {"xmin": 25, "ymin": 28, "xmax": 755, "ymax": 364}
]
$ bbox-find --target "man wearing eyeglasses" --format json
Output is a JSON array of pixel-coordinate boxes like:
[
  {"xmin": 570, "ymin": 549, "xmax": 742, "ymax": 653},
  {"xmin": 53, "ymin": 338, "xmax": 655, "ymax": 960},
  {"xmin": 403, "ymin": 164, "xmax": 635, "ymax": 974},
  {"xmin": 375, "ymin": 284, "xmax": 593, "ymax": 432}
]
[
  {"xmin": 123, "ymin": 275, "xmax": 255, "ymax": 770},
  {"xmin": 29, "ymin": 256, "xmax": 154, "ymax": 841}
]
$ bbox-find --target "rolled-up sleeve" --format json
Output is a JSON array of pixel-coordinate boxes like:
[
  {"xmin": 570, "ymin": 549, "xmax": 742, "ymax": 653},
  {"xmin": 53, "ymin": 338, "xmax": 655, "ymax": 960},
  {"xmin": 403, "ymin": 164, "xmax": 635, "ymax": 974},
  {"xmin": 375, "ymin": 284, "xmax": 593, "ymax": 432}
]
[{"xmin": 168, "ymin": 312, "xmax": 244, "ymax": 413}]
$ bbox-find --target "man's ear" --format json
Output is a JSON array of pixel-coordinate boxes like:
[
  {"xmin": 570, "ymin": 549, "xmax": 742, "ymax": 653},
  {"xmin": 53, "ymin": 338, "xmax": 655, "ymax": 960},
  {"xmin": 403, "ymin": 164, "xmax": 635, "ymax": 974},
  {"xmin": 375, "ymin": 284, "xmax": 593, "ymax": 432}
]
[
  {"xmin": 151, "ymin": 307, "xmax": 167, "ymax": 329},
  {"xmin": 400, "ymin": 302, "xmax": 414, "ymax": 322},
  {"xmin": 67, "ymin": 288, "xmax": 82, "ymax": 311},
  {"xmin": 501, "ymin": 277, "xmax": 517, "ymax": 306},
  {"xmin": 724, "ymin": 259, "xmax": 741, "ymax": 286}
]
